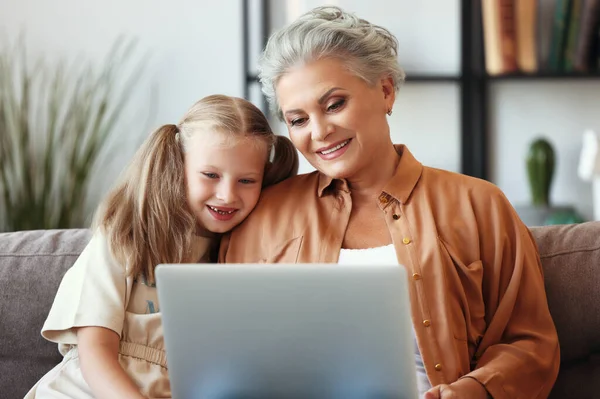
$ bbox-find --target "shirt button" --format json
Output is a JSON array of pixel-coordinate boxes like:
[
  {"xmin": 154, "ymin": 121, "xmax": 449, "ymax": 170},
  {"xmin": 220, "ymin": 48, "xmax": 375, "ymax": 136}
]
[
  {"xmin": 392, "ymin": 213, "xmax": 400, "ymax": 220},
  {"xmin": 435, "ymin": 363, "xmax": 443, "ymax": 371},
  {"xmin": 402, "ymin": 237, "xmax": 411, "ymax": 245},
  {"xmin": 422, "ymin": 319, "xmax": 431, "ymax": 327},
  {"xmin": 412, "ymin": 273, "xmax": 422, "ymax": 280}
]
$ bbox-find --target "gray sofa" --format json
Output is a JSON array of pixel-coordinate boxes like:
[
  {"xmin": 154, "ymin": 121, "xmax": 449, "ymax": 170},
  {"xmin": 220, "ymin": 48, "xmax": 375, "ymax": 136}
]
[{"xmin": 1, "ymin": 224, "xmax": 599, "ymax": 398}]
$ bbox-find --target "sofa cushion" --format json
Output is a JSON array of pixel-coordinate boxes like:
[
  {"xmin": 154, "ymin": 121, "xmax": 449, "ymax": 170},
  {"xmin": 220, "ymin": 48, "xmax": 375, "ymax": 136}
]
[
  {"xmin": 0, "ymin": 229, "xmax": 91, "ymax": 399},
  {"xmin": 531, "ymin": 221, "xmax": 600, "ymax": 399}
]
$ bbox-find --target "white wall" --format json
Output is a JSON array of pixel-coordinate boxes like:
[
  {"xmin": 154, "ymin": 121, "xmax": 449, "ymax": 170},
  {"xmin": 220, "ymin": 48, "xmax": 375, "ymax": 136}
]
[{"xmin": 0, "ymin": 0, "xmax": 244, "ymax": 218}]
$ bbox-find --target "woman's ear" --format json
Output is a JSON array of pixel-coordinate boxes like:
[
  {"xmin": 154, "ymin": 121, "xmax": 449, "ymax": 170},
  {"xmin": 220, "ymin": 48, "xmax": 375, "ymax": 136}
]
[
  {"xmin": 381, "ymin": 77, "xmax": 394, "ymax": 96},
  {"xmin": 380, "ymin": 76, "xmax": 395, "ymax": 110}
]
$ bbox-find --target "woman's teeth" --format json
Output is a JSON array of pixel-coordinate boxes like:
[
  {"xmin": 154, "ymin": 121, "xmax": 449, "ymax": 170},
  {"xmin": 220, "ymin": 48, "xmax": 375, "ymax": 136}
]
[
  {"xmin": 320, "ymin": 140, "xmax": 349, "ymax": 155},
  {"xmin": 208, "ymin": 206, "xmax": 235, "ymax": 215}
]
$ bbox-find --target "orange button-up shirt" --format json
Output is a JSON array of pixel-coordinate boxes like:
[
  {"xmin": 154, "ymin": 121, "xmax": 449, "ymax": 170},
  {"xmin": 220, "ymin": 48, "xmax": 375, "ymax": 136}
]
[{"xmin": 219, "ymin": 145, "xmax": 560, "ymax": 399}]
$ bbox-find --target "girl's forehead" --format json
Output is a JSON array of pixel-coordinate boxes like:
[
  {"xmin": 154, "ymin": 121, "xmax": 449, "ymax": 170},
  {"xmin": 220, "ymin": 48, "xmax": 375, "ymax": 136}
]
[
  {"xmin": 185, "ymin": 131, "xmax": 269, "ymax": 172},
  {"xmin": 194, "ymin": 129, "xmax": 266, "ymax": 148}
]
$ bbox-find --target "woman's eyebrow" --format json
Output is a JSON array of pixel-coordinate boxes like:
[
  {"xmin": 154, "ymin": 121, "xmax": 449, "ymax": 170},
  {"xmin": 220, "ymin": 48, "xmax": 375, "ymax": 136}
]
[
  {"xmin": 283, "ymin": 87, "xmax": 344, "ymax": 117},
  {"xmin": 317, "ymin": 87, "xmax": 343, "ymax": 104}
]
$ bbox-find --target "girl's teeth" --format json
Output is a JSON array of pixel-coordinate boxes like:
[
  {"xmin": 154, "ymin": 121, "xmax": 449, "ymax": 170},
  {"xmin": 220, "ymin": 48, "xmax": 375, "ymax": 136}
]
[
  {"xmin": 321, "ymin": 140, "xmax": 349, "ymax": 155},
  {"xmin": 209, "ymin": 206, "xmax": 235, "ymax": 215}
]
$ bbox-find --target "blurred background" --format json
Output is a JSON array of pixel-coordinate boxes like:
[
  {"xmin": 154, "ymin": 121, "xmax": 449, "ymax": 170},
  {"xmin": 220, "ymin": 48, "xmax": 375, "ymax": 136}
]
[{"xmin": 1, "ymin": 0, "xmax": 599, "ymax": 231}]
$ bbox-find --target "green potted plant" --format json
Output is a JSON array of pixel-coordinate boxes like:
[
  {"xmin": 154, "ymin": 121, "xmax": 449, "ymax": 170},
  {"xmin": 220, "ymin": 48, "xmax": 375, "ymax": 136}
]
[
  {"xmin": 523, "ymin": 137, "xmax": 584, "ymax": 225},
  {"xmin": 526, "ymin": 137, "xmax": 555, "ymax": 207},
  {"xmin": 0, "ymin": 36, "xmax": 145, "ymax": 232}
]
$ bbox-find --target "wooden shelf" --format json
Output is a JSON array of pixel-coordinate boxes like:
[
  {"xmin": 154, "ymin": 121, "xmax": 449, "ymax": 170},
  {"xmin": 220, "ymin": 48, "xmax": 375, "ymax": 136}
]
[
  {"xmin": 486, "ymin": 71, "xmax": 600, "ymax": 81},
  {"xmin": 405, "ymin": 75, "xmax": 461, "ymax": 83}
]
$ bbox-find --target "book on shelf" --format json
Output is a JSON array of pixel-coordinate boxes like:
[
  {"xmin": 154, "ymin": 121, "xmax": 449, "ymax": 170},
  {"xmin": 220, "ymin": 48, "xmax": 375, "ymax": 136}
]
[
  {"xmin": 516, "ymin": 0, "xmax": 539, "ymax": 72},
  {"xmin": 574, "ymin": 0, "xmax": 600, "ymax": 71},
  {"xmin": 482, "ymin": 0, "xmax": 600, "ymax": 76}
]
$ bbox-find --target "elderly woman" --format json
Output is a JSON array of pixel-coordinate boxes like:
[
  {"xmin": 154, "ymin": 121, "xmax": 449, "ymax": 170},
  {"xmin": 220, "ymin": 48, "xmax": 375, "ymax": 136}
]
[{"xmin": 220, "ymin": 6, "xmax": 559, "ymax": 399}]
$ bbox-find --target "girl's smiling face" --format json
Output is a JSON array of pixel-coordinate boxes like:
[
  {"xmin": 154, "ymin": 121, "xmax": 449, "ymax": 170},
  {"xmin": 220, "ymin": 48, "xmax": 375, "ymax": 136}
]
[{"xmin": 184, "ymin": 131, "xmax": 268, "ymax": 234}]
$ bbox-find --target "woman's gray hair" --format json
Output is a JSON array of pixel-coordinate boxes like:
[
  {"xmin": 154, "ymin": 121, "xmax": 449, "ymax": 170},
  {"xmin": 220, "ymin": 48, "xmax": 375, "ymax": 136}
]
[{"xmin": 258, "ymin": 6, "xmax": 406, "ymax": 116}]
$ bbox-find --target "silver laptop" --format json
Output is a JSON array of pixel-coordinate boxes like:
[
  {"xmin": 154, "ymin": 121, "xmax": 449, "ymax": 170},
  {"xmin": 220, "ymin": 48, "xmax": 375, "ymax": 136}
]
[{"xmin": 156, "ymin": 263, "xmax": 418, "ymax": 399}]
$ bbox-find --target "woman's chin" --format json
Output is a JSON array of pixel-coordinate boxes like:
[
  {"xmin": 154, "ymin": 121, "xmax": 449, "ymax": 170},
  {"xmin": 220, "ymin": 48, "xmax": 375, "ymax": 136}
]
[{"xmin": 315, "ymin": 161, "xmax": 358, "ymax": 180}]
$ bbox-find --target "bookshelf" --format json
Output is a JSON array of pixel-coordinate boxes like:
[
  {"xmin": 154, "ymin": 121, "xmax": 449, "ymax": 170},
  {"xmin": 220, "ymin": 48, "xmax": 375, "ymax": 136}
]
[{"xmin": 242, "ymin": 0, "xmax": 600, "ymax": 183}]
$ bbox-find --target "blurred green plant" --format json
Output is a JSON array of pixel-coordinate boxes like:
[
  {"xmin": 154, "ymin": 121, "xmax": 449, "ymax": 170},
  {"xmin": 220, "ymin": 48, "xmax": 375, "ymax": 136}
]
[{"xmin": 0, "ymin": 37, "xmax": 145, "ymax": 231}]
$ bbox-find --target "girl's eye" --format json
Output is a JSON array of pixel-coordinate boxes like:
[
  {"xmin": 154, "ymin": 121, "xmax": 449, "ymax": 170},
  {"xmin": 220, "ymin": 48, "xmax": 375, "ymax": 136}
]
[
  {"xmin": 327, "ymin": 99, "xmax": 345, "ymax": 112},
  {"xmin": 203, "ymin": 172, "xmax": 218, "ymax": 179},
  {"xmin": 290, "ymin": 117, "xmax": 307, "ymax": 127},
  {"xmin": 239, "ymin": 179, "xmax": 256, "ymax": 184}
]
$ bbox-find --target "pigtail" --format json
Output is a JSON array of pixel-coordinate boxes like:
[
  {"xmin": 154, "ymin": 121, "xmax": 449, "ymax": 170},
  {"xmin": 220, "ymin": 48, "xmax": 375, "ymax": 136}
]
[
  {"xmin": 263, "ymin": 135, "xmax": 299, "ymax": 187},
  {"xmin": 94, "ymin": 123, "xmax": 196, "ymax": 284}
]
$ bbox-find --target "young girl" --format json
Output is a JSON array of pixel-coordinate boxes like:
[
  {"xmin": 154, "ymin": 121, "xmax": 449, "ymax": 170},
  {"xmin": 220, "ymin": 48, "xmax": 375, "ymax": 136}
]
[{"xmin": 25, "ymin": 94, "xmax": 298, "ymax": 399}]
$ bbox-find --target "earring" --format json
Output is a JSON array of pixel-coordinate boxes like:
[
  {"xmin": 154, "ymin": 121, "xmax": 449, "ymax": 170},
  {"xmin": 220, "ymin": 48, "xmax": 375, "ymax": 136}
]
[{"xmin": 387, "ymin": 108, "xmax": 393, "ymax": 116}]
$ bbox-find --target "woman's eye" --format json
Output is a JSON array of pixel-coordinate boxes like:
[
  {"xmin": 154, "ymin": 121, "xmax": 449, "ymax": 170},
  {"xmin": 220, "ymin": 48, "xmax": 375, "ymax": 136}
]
[
  {"xmin": 327, "ymin": 99, "xmax": 345, "ymax": 112},
  {"xmin": 239, "ymin": 179, "xmax": 256, "ymax": 184},
  {"xmin": 290, "ymin": 117, "xmax": 307, "ymax": 127},
  {"xmin": 203, "ymin": 172, "xmax": 218, "ymax": 179}
]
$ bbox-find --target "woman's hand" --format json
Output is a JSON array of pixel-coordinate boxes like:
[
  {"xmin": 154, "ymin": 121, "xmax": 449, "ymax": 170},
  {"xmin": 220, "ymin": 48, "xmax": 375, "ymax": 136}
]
[
  {"xmin": 77, "ymin": 326, "xmax": 147, "ymax": 399},
  {"xmin": 424, "ymin": 377, "xmax": 490, "ymax": 399}
]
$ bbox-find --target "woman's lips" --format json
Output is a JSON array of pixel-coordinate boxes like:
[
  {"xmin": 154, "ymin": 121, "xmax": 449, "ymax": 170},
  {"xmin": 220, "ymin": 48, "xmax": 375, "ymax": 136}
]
[{"xmin": 316, "ymin": 139, "xmax": 351, "ymax": 160}]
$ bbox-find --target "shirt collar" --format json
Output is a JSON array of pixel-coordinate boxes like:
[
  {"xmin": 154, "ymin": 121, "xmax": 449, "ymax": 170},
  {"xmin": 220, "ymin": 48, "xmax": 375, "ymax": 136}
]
[{"xmin": 317, "ymin": 144, "xmax": 423, "ymax": 204}]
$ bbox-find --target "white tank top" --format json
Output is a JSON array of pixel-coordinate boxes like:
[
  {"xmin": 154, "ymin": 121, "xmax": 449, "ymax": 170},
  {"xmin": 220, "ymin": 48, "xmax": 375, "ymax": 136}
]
[{"xmin": 338, "ymin": 244, "xmax": 432, "ymax": 397}]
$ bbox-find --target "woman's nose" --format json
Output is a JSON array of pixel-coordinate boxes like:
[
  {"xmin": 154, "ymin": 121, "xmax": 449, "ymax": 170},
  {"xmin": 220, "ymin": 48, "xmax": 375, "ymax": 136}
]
[{"xmin": 311, "ymin": 118, "xmax": 334, "ymax": 141}]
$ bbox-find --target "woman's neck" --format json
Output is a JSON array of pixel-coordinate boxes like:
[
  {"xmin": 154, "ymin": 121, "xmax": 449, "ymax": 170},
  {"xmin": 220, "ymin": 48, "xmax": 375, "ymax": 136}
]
[{"xmin": 346, "ymin": 144, "xmax": 400, "ymax": 205}]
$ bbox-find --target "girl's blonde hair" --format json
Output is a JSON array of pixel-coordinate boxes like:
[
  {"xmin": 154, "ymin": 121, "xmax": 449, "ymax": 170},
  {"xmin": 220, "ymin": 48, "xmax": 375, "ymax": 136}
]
[{"xmin": 93, "ymin": 94, "xmax": 298, "ymax": 284}]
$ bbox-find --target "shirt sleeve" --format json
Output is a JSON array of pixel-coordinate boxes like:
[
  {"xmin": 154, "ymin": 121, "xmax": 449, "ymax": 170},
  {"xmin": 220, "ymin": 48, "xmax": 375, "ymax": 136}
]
[
  {"xmin": 41, "ymin": 231, "xmax": 129, "ymax": 345},
  {"xmin": 462, "ymin": 189, "xmax": 560, "ymax": 399}
]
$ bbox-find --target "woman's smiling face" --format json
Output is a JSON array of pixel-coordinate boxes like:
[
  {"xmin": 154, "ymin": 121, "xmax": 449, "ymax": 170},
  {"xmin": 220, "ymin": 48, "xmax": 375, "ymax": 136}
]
[{"xmin": 275, "ymin": 57, "xmax": 395, "ymax": 180}]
